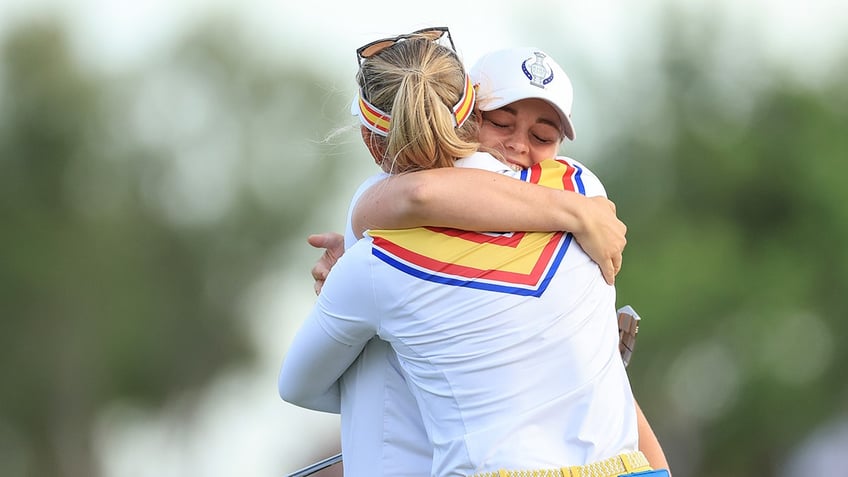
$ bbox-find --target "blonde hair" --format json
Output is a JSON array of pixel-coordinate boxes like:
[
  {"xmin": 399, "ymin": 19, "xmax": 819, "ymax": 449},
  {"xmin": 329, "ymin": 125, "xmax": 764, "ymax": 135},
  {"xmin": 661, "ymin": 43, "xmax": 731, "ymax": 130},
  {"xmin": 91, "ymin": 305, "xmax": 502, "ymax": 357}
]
[{"xmin": 357, "ymin": 37, "xmax": 479, "ymax": 173}]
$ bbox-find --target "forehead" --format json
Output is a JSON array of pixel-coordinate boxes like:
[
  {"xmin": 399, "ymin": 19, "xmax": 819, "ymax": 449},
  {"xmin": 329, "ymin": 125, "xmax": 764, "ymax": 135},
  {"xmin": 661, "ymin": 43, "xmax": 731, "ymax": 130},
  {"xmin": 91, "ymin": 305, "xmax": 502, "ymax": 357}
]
[
  {"xmin": 484, "ymin": 98, "xmax": 565, "ymax": 136},
  {"xmin": 493, "ymin": 98, "xmax": 562, "ymax": 130}
]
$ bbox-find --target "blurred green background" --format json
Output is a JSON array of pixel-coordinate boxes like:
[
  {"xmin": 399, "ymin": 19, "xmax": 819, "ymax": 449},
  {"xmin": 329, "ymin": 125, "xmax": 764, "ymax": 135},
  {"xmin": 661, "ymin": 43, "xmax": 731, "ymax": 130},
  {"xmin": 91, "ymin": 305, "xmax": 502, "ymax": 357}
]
[{"xmin": 1, "ymin": 1, "xmax": 846, "ymax": 477}]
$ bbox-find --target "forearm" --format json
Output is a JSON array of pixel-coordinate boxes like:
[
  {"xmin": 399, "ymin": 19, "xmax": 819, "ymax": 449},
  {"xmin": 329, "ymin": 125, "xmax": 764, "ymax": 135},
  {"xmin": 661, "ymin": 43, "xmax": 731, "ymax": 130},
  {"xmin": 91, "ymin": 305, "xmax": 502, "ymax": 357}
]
[
  {"xmin": 635, "ymin": 399, "xmax": 671, "ymax": 474},
  {"xmin": 352, "ymin": 168, "xmax": 586, "ymax": 237},
  {"xmin": 281, "ymin": 380, "xmax": 341, "ymax": 414}
]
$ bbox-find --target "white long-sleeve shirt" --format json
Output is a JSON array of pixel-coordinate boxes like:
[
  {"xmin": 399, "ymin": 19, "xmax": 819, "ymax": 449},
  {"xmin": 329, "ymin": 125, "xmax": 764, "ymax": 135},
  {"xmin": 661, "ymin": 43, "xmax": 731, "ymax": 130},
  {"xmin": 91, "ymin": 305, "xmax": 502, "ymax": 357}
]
[{"xmin": 280, "ymin": 154, "xmax": 639, "ymax": 476}]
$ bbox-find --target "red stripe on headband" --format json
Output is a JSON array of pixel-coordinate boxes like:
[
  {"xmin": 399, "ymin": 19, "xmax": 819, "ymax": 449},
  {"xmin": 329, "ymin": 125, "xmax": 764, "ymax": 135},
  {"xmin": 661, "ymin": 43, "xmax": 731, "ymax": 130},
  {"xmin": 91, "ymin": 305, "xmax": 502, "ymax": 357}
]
[
  {"xmin": 357, "ymin": 96, "xmax": 391, "ymax": 136},
  {"xmin": 452, "ymin": 74, "xmax": 475, "ymax": 128},
  {"xmin": 357, "ymin": 73, "xmax": 475, "ymax": 136}
]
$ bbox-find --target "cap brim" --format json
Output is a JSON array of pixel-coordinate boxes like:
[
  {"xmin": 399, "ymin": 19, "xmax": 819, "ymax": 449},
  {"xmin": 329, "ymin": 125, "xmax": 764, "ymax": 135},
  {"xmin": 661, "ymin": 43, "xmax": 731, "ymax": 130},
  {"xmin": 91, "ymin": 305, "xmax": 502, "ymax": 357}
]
[{"xmin": 350, "ymin": 94, "xmax": 360, "ymax": 117}]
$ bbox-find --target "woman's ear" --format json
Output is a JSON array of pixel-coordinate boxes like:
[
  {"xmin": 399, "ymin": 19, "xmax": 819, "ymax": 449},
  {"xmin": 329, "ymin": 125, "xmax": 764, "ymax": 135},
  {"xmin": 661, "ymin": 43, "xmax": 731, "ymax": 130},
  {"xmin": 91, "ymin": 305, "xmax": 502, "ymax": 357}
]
[{"xmin": 360, "ymin": 126, "xmax": 387, "ymax": 168}]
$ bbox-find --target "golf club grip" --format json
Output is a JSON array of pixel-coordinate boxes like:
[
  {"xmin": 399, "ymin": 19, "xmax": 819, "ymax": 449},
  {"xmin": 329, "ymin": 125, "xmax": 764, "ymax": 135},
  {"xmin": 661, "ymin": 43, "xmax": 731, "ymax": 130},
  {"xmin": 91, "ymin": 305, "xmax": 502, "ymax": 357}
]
[{"xmin": 286, "ymin": 453, "xmax": 342, "ymax": 477}]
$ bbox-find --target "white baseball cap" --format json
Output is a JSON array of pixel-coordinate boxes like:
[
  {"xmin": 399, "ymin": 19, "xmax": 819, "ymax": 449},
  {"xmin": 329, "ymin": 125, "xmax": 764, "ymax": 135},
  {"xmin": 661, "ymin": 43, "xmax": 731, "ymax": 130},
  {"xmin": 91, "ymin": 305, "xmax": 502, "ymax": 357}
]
[{"xmin": 469, "ymin": 47, "xmax": 575, "ymax": 140}]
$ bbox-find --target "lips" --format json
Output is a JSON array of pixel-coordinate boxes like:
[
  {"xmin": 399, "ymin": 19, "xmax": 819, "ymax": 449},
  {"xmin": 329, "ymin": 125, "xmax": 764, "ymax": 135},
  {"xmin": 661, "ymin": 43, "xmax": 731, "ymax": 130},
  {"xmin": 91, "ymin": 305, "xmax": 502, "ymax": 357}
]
[{"xmin": 505, "ymin": 159, "xmax": 526, "ymax": 171}]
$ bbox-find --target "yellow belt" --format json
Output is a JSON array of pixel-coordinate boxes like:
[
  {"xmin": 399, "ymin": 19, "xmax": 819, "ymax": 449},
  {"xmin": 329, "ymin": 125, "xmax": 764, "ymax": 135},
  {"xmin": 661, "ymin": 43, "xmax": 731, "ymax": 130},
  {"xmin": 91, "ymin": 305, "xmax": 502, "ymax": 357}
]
[{"xmin": 472, "ymin": 451, "xmax": 651, "ymax": 477}]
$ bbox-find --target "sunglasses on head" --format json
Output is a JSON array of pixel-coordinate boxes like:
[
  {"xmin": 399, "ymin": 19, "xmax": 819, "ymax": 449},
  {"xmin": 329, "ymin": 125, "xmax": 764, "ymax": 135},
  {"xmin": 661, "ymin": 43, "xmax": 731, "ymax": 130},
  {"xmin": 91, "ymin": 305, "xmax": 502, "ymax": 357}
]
[{"xmin": 356, "ymin": 26, "xmax": 455, "ymax": 65}]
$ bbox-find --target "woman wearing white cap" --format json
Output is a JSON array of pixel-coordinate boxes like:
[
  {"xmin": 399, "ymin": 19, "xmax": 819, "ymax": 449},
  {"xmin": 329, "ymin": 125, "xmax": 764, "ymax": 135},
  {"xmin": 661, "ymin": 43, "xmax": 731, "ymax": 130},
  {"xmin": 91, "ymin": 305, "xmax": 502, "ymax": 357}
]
[
  {"xmin": 313, "ymin": 46, "xmax": 624, "ymax": 289},
  {"xmin": 280, "ymin": 28, "xmax": 669, "ymax": 477}
]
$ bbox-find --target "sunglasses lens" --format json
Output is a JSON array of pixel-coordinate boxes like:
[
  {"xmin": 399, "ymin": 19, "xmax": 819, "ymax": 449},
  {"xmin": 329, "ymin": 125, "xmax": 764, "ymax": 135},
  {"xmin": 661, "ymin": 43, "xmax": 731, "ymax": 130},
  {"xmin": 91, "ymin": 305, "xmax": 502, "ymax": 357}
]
[
  {"xmin": 359, "ymin": 40, "xmax": 397, "ymax": 59},
  {"xmin": 416, "ymin": 29, "xmax": 446, "ymax": 42},
  {"xmin": 357, "ymin": 28, "xmax": 451, "ymax": 61}
]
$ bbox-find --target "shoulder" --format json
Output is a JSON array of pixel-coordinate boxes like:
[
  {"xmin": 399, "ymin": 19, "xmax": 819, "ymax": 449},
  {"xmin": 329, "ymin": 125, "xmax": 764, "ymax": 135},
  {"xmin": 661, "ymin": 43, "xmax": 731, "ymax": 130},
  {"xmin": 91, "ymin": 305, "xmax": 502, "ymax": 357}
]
[
  {"xmin": 317, "ymin": 241, "xmax": 381, "ymax": 329},
  {"xmin": 553, "ymin": 155, "xmax": 608, "ymax": 198},
  {"xmin": 345, "ymin": 172, "xmax": 390, "ymax": 248},
  {"xmin": 520, "ymin": 157, "xmax": 607, "ymax": 197},
  {"xmin": 455, "ymin": 151, "xmax": 514, "ymax": 174}
]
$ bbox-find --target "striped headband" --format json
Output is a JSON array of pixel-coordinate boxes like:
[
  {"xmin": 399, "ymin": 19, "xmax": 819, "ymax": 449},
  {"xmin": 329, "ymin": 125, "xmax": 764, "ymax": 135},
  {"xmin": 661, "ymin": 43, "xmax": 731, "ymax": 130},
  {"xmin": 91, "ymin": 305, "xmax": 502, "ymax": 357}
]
[{"xmin": 356, "ymin": 73, "xmax": 476, "ymax": 137}]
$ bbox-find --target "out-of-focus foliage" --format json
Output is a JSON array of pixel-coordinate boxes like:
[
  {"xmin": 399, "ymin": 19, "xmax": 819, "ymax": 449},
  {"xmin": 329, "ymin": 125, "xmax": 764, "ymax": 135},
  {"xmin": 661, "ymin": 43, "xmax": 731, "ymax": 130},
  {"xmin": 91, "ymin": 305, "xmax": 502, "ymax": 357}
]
[
  {"xmin": 589, "ymin": 13, "xmax": 848, "ymax": 477},
  {"xmin": 0, "ymin": 18, "xmax": 348, "ymax": 477}
]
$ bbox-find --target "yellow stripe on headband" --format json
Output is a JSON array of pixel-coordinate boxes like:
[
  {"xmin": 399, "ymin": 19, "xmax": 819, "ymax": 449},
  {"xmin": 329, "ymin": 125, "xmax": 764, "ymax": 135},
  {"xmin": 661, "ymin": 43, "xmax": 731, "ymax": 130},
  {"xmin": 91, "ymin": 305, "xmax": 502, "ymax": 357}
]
[
  {"xmin": 452, "ymin": 74, "xmax": 475, "ymax": 128},
  {"xmin": 357, "ymin": 73, "xmax": 475, "ymax": 136},
  {"xmin": 357, "ymin": 96, "xmax": 391, "ymax": 136}
]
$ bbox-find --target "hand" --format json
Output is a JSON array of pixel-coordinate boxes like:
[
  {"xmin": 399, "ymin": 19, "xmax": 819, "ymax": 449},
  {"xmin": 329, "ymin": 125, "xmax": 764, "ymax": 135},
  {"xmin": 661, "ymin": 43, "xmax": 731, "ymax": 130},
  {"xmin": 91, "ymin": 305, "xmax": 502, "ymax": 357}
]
[
  {"xmin": 571, "ymin": 197, "xmax": 626, "ymax": 285},
  {"xmin": 307, "ymin": 232, "xmax": 345, "ymax": 295}
]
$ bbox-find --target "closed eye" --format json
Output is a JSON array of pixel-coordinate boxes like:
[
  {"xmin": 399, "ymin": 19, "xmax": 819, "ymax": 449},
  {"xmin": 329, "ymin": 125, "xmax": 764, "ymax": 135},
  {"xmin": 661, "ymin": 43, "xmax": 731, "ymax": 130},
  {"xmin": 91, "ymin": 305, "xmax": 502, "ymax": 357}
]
[{"xmin": 485, "ymin": 118, "xmax": 509, "ymax": 129}]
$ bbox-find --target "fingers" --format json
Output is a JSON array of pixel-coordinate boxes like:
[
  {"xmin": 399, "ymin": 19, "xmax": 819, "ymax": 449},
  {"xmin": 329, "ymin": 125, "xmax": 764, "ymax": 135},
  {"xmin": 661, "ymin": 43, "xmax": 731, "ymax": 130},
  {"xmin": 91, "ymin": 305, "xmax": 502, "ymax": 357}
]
[
  {"xmin": 612, "ymin": 252, "xmax": 623, "ymax": 277},
  {"xmin": 307, "ymin": 232, "xmax": 341, "ymax": 249},
  {"xmin": 306, "ymin": 233, "xmax": 327, "ymax": 248},
  {"xmin": 573, "ymin": 198, "xmax": 626, "ymax": 286},
  {"xmin": 601, "ymin": 267, "xmax": 614, "ymax": 286},
  {"xmin": 311, "ymin": 259, "xmax": 329, "ymax": 295},
  {"xmin": 307, "ymin": 232, "xmax": 345, "ymax": 296},
  {"xmin": 599, "ymin": 250, "xmax": 623, "ymax": 286},
  {"xmin": 311, "ymin": 260, "xmax": 328, "ymax": 281},
  {"xmin": 603, "ymin": 252, "xmax": 623, "ymax": 286},
  {"xmin": 601, "ymin": 261, "xmax": 615, "ymax": 286}
]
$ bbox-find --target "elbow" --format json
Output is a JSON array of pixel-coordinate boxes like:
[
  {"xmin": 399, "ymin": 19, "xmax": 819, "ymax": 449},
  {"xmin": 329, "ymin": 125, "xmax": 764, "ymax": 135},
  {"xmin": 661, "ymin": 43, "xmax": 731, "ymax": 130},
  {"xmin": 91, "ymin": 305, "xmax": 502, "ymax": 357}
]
[
  {"xmin": 278, "ymin": 376, "xmax": 293, "ymax": 403},
  {"xmin": 279, "ymin": 383, "xmax": 311, "ymax": 409},
  {"xmin": 278, "ymin": 370, "xmax": 305, "ymax": 406},
  {"xmin": 278, "ymin": 380, "xmax": 291, "ymax": 403},
  {"xmin": 403, "ymin": 177, "xmax": 437, "ymax": 217},
  {"xmin": 279, "ymin": 391, "xmax": 303, "ymax": 407},
  {"xmin": 278, "ymin": 372, "xmax": 340, "ymax": 413}
]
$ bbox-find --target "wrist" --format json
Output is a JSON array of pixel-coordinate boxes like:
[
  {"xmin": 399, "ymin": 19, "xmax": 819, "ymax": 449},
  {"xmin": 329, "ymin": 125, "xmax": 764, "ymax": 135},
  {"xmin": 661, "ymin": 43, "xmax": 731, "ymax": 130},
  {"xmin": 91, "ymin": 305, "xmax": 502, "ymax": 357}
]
[{"xmin": 559, "ymin": 191, "xmax": 588, "ymax": 235}]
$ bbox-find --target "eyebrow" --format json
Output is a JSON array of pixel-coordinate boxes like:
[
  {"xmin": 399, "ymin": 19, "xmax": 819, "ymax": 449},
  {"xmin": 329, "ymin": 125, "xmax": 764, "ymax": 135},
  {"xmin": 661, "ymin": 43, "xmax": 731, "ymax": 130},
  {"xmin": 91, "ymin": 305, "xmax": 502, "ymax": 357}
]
[{"xmin": 497, "ymin": 105, "xmax": 561, "ymax": 130}]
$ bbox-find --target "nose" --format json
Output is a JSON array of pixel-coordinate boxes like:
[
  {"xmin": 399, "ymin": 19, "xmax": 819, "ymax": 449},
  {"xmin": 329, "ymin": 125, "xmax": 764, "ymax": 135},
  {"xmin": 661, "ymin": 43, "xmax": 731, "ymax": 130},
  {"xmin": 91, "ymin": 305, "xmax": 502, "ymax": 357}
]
[{"xmin": 504, "ymin": 132, "xmax": 529, "ymax": 154}]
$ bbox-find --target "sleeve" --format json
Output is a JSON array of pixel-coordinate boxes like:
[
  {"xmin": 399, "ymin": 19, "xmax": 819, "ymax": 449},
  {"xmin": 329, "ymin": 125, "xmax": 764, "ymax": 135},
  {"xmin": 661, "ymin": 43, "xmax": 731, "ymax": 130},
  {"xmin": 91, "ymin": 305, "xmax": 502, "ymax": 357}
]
[
  {"xmin": 277, "ymin": 314, "xmax": 354, "ymax": 412},
  {"xmin": 277, "ymin": 243, "xmax": 381, "ymax": 411}
]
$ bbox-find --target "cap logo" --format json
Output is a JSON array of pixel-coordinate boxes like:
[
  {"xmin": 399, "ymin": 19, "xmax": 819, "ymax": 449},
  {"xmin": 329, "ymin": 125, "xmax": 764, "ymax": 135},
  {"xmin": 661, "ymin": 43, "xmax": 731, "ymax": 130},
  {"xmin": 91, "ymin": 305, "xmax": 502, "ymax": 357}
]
[{"xmin": 521, "ymin": 52, "xmax": 554, "ymax": 89}]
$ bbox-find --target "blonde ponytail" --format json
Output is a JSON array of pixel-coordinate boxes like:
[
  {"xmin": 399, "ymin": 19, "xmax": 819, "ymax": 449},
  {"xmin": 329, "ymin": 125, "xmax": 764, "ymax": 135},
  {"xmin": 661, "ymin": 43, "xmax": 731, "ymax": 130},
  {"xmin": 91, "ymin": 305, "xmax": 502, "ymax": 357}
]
[{"xmin": 356, "ymin": 37, "xmax": 478, "ymax": 173}]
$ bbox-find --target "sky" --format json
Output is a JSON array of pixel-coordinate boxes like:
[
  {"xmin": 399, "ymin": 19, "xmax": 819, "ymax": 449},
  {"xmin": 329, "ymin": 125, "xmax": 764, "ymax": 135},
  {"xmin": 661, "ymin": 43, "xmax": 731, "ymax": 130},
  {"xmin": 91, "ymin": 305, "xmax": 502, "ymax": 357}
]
[
  {"xmin": 2, "ymin": 1, "xmax": 847, "ymax": 476},
  {"xmin": 3, "ymin": 0, "xmax": 847, "ymax": 79}
]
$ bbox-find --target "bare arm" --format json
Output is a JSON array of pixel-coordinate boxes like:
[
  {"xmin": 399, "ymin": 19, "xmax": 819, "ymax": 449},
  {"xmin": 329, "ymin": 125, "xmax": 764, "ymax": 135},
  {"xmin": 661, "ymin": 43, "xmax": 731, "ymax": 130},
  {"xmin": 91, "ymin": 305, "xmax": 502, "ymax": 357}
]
[
  {"xmin": 635, "ymin": 399, "xmax": 671, "ymax": 475},
  {"xmin": 352, "ymin": 167, "xmax": 626, "ymax": 284}
]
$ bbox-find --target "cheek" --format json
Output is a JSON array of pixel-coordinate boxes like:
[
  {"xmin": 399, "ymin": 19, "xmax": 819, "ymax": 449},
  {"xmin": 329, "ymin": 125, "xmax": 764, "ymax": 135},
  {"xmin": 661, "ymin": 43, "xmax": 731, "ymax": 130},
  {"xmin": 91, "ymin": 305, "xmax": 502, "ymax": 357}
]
[
  {"xmin": 477, "ymin": 126, "xmax": 504, "ymax": 150},
  {"xmin": 528, "ymin": 144, "xmax": 560, "ymax": 165}
]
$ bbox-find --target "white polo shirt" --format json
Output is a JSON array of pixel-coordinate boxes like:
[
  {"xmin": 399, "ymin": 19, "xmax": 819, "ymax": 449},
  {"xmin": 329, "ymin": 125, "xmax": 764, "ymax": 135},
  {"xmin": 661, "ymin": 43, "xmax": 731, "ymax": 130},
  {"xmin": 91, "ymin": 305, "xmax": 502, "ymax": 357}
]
[{"xmin": 281, "ymin": 153, "xmax": 639, "ymax": 476}]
